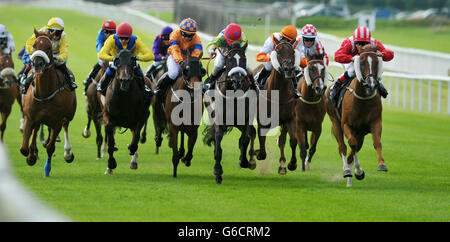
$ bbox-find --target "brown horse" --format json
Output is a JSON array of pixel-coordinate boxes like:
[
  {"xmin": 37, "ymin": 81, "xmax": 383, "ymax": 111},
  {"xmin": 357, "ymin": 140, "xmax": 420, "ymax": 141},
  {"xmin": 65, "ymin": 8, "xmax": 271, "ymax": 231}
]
[
  {"xmin": 19, "ymin": 30, "xmax": 77, "ymax": 177},
  {"xmin": 202, "ymin": 42, "xmax": 257, "ymax": 184},
  {"xmin": 0, "ymin": 50, "xmax": 19, "ymax": 141},
  {"xmin": 165, "ymin": 56, "xmax": 205, "ymax": 178},
  {"xmin": 101, "ymin": 49, "xmax": 150, "ymax": 174},
  {"xmin": 252, "ymin": 39, "xmax": 300, "ymax": 174},
  {"xmin": 325, "ymin": 44, "xmax": 387, "ymax": 187},
  {"xmin": 294, "ymin": 54, "xmax": 327, "ymax": 171},
  {"xmin": 82, "ymin": 62, "xmax": 108, "ymax": 159}
]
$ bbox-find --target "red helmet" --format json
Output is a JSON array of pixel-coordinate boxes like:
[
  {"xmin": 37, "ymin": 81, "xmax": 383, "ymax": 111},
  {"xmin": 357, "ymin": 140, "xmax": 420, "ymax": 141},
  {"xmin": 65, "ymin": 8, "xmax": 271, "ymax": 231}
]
[
  {"xmin": 353, "ymin": 26, "xmax": 371, "ymax": 42},
  {"xmin": 117, "ymin": 22, "xmax": 133, "ymax": 38},
  {"xmin": 102, "ymin": 20, "xmax": 116, "ymax": 31},
  {"xmin": 224, "ymin": 23, "xmax": 242, "ymax": 45}
]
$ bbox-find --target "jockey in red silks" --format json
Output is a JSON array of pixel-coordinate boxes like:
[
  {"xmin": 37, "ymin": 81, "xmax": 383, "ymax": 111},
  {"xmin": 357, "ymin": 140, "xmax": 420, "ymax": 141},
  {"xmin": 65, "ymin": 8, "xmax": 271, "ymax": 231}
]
[{"xmin": 329, "ymin": 26, "xmax": 394, "ymax": 107}]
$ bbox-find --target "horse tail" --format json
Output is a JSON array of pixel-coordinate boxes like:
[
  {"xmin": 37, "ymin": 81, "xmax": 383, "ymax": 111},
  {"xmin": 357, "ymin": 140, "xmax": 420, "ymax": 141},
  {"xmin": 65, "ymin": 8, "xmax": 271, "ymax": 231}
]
[{"xmin": 202, "ymin": 124, "xmax": 215, "ymax": 146}]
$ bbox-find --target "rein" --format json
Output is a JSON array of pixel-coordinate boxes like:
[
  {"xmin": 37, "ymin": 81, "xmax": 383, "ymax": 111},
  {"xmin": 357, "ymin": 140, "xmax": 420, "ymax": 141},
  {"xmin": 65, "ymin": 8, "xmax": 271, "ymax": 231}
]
[{"xmin": 346, "ymin": 86, "xmax": 377, "ymax": 100}]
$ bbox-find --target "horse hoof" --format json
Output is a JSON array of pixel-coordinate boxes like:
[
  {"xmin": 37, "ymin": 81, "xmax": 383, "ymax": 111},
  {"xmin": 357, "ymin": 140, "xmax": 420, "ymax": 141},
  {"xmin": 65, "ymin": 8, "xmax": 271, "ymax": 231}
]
[
  {"xmin": 255, "ymin": 150, "xmax": 266, "ymax": 160},
  {"xmin": 343, "ymin": 169, "xmax": 352, "ymax": 178},
  {"xmin": 278, "ymin": 167, "xmax": 287, "ymax": 175},
  {"xmin": 216, "ymin": 176, "xmax": 222, "ymax": 184},
  {"xmin": 140, "ymin": 136, "xmax": 146, "ymax": 144},
  {"xmin": 287, "ymin": 162, "xmax": 297, "ymax": 171},
  {"xmin": 20, "ymin": 148, "xmax": 29, "ymax": 157},
  {"xmin": 305, "ymin": 161, "xmax": 311, "ymax": 171},
  {"xmin": 355, "ymin": 169, "xmax": 365, "ymax": 180},
  {"xmin": 113, "ymin": 145, "xmax": 118, "ymax": 151},
  {"xmin": 155, "ymin": 147, "xmax": 159, "ymax": 155},
  {"xmin": 239, "ymin": 161, "xmax": 250, "ymax": 169},
  {"xmin": 377, "ymin": 164, "xmax": 388, "ymax": 172},
  {"xmin": 104, "ymin": 168, "xmax": 113, "ymax": 174},
  {"xmin": 64, "ymin": 153, "xmax": 74, "ymax": 163},
  {"xmin": 82, "ymin": 128, "xmax": 91, "ymax": 138},
  {"xmin": 56, "ymin": 136, "xmax": 61, "ymax": 142},
  {"xmin": 26, "ymin": 158, "xmax": 37, "ymax": 166},
  {"xmin": 130, "ymin": 162, "xmax": 138, "ymax": 170},
  {"xmin": 249, "ymin": 159, "xmax": 256, "ymax": 170}
]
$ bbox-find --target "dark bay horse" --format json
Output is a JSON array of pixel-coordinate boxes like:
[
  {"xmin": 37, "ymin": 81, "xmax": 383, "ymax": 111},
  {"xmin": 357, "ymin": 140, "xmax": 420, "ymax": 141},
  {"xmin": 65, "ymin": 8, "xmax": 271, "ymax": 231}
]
[
  {"xmin": 252, "ymin": 39, "xmax": 300, "ymax": 174},
  {"xmin": 294, "ymin": 54, "xmax": 327, "ymax": 171},
  {"xmin": 0, "ymin": 50, "xmax": 19, "ymax": 141},
  {"xmin": 19, "ymin": 30, "xmax": 77, "ymax": 177},
  {"xmin": 203, "ymin": 42, "xmax": 257, "ymax": 184},
  {"xmin": 325, "ymin": 44, "xmax": 387, "ymax": 187},
  {"xmin": 82, "ymin": 62, "xmax": 108, "ymax": 159},
  {"xmin": 165, "ymin": 56, "xmax": 205, "ymax": 178},
  {"xmin": 100, "ymin": 49, "xmax": 150, "ymax": 174}
]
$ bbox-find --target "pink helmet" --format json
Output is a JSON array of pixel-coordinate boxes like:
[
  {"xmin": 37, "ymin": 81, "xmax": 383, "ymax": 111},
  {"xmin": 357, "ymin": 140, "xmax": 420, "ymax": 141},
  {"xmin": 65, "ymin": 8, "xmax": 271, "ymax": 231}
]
[
  {"xmin": 224, "ymin": 23, "xmax": 242, "ymax": 45},
  {"xmin": 353, "ymin": 26, "xmax": 371, "ymax": 42},
  {"xmin": 301, "ymin": 24, "xmax": 317, "ymax": 39}
]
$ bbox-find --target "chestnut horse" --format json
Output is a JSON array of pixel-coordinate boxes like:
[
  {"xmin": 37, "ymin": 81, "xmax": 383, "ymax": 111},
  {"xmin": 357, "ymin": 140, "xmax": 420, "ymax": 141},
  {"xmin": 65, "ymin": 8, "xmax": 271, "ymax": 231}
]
[
  {"xmin": 82, "ymin": 62, "xmax": 108, "ymax": 159},
  {"xmin": 203, "ymin": 42, "xmax": 257, "ymax": 184},
  {"xmin": 294, "ymin": 54, "xmax": 327, "ymax": 171},
  {"xmin": 325, "ymin": 44, "xmax": 387, "ymax": 187},
  {"xmin": 0, "ymin": 50, "xmax": 19, "ymax": 141},
  {"xmin": 252, "ymin": 39, "xmax": 300, "ymax": 174},
  {"xmin": 101, "ymin": 49, "xmax": 150, "ymax": 174},
  {"xmin": 165, "ymin": 56, "xmax": 205, "ymax": 178},
  {"xmin": 20, "ymin": 30, "xmax": 77, "ymax": 177}
]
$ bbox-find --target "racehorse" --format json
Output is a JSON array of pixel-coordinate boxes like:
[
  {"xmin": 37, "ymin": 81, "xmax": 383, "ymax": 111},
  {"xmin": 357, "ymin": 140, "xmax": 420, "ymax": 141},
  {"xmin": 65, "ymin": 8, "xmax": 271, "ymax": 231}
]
[
  {"xmin": 324, "ymin": 44, "xmax": 387, "ymax": 187},
  {"xmin": 0, "ymin": 50, "xmax": 19, "ymax": 141},
  {"xmin": 100, "ymin": 49, "xmax": 150, "ymax": 174},
  {"xmin": 203, "ymin": 42, "xmax": 257, "ymax": 184},
  {"xmin": 165, "ymin": 55, "xmax": 205, "ymax": 178},
  {"xmin": 146, "ymin": 60, "xmax": 168, "ymax": 154},
  {"xmin": 294, "ymin": 53, "xmax": 327, "ymax": 171},
  {"xmin": 19, "ymin": 29, "xmax": 77, "ymax": 177},
  {"xmin": 252, "ymin": 38, "xmax": 300, "ymax": 174},
  {"xmin": 82, "ymin": 62, "xmax": 108, "ymax": 159}
]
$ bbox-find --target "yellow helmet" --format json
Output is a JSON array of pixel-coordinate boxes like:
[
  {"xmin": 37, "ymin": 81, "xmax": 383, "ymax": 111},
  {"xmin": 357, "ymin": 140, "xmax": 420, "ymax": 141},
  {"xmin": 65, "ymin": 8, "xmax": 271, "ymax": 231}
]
[
  {"xmin": 280, "ymin": 25, "xmax": 297, "ymax": 41},
  {"xmin": 47, "ymin": 17, "xmax": 64, "ymax": 30}
]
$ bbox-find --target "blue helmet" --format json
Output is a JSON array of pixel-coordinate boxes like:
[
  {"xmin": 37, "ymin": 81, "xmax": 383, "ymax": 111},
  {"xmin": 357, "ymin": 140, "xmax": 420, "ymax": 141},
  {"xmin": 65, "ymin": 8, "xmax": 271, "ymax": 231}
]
[{"xmin": 161, "ymin": 26, "xmax": 173, "ymax": 35}]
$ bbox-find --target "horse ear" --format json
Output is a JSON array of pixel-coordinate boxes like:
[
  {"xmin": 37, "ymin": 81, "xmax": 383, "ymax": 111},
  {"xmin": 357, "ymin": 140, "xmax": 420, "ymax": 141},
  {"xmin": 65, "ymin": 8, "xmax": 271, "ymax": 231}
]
[{"xmin": 34, "ymin": 28, "xmax": 40, "ymax": 37}]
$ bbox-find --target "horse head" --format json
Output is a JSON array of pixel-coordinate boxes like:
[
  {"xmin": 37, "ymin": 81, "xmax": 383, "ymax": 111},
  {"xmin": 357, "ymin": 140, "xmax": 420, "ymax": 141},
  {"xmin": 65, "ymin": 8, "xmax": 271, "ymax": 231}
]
[
  {"xmin": 181, "ymin": 56, "xmax": 205, "ymax": 92},
  {"xmin": 114, "ymin": 49, "xmax": 137, "ymax": 92},
  {"xmin": 223, "ymin": 42, "xmax": 249, "ymax": 91},
  {"xmin": 0, "ymin": 50, "xmax": 16, "ymax": 88},
  {"xmin": 271, "ymin": 38, "xmax": 299, "ymax": 80},
  {"xmin": 355, "ymin": 44, "xmax": 383, "ymax": 96},
  {"xmin": 304, "ymin": 53, "xmax": 327, "ymax": 96},
  {"xmin": 30, "ymin": 29, "xmax": 54, "ymax": 75}
]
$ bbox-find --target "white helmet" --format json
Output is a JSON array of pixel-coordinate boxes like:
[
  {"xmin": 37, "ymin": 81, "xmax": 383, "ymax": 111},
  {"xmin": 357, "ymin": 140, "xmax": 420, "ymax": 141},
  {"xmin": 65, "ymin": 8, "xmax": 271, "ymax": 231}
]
[{"xmin": 0, "ymin": 24, "xmax": 8, "ymax": 38}]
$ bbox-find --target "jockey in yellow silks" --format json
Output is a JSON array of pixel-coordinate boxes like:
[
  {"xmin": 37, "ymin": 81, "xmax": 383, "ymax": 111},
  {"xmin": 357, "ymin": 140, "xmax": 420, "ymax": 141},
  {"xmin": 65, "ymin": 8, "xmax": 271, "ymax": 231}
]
[
  {"xmin": 153, "ymin": 18, "xmax": 203, "ymax": 101},
  {"xmin": 96, "ymin": 22, "xmax": 154, "ymax": 100},
  {"xmin": 22, "ymin": 17, "xmax": 77, "ymax": 94}
]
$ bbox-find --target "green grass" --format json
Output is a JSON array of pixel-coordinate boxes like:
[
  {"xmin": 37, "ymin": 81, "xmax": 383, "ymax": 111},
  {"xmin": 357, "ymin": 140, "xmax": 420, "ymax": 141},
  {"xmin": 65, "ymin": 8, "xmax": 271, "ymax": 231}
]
[{"xmin": 1, "ymin": 6, "xmax": 450, "ymax": 222}]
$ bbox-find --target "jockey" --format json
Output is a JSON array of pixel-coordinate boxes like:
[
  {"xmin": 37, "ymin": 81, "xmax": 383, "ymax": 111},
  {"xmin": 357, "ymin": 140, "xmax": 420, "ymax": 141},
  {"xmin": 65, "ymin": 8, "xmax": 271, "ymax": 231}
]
[
  {"xmin": 145, "ymin": 26, "xmax": 173, "ymax": 81},
  {"xmin": 0, "ymin": 24, "xmax": 15, "ymax": 55},
  {"xmin": 329, "ymin": 26, "xmax": 394, "ymax": 107},
  {"xmin": 203, "ymin": 23, "xmax": 257, "ymax": 92},
  {"xmin": 22, "ymin": 17, "xmax": 77, "ymax": 94},
  {"xmin": 96, "ymin": 22, "xmax": 154, "ymax": 99},
  {"xmin": 82, "ymin": 19, "xmax": 116, "ymax": 95},
  {"xmin": 153, "ymin": 18, "xmax": 203, "ymax": 101},
  {"xmin": 297, "ymin": 24, "xmax": 329, "ymax": 66},
  {"xmin": 255, "ymin": 25, "xmax": 302, "ymax": 98}
]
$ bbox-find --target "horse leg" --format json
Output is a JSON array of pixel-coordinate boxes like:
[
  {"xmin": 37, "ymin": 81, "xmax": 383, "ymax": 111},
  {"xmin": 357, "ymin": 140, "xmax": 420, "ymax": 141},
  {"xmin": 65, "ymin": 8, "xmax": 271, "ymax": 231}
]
[
  {"xmin": 287, "ymin": 121, "xmax": 298, "ymax": 172},
  {"xmin": 63, "ymin": 124, "xmax": 74, "ymax": 163},
  {"xmin": 305, "ymin": 128, "xmax": 322, "ymax": 171},
  {"xmin": 104, "ymin": 121, "xmax": 117, "ymax": 174},
  {"xmin": 82, "ymin": 116, "xmax": 91, "ymax": 138},
  {"xmin": 0, "ymin": 111, "xmax": 9, "ymax": 141},
  {"xmin": 128, "ymin": 129, "xmax": 139, "ymax": 170},
  {"xmin": 247, "ymin": 125, "xmax": 257, "ymax": 170},
  {"xmin": 181, "ymin": 129, "xmax": 197, "ymax": 167},
  {"xmin": 294, "ymin": 123, "xmax": 306, "ymax": 172},
  {"xmin": 44, "ymin": 125, "xmax": 62, "ymax": 177},
  {"xmin": 371, "ymin": 120, "xmax": 387, "ymax": 172},
  {"xmin": 277, "ymin": 125, "xmax": 287, "ymax": 174},
  {"xmin": 213, "ymin": 125, "xmax": 225, "ymax": 184},
  {"xmin": 178, "ymin": 131, "xmax": 185, "ymax": 158},
  {"xmin": 169, "ymin": 124, "xmax": 179, "ymax": 177},
  {"xmin": 27, "ymin": 125, "xmax": 40, "ymax": 166},
  {"xmin": 342, "ymin": 123, "xmax": 358, "ymax": 187},
  {"xmin": 330, "ymin": 118, "xmax": 347, "ymax": 176},
  {"xmin": 238, "ymin": 125, "xmax": 251, "ymax": 169},
  {"xmin": 140, "ymin": 118, "xmax": 148, "ymax": 144},
  {"xmin": 255, "ymin": 125, "xmax": 267, "ymax": 160},
  {"xmin": 353, "ymin": 135, "xmax": 365, "ymax": 181},
  {"xmin": 20, "ymin": 117, "xmax": 32, "ymax": 157},
  {"xmin": 94, "ymin": 118, "xmax": 103, "ymax": 159},
  {"xmin": 39, "ymin": 124, "xmax": 46, "ymax": 146}
]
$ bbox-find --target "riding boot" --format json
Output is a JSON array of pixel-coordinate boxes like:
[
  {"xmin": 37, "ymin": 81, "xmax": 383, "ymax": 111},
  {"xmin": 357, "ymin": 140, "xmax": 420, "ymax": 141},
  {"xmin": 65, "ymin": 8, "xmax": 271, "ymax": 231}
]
[
  {"xmin": 83, "ymin": 63, "xmax": 101, "ymax": 95},
  {"xmin": 378, "ymin": 82, "xmax": 388, "ymax": 98},
  {"xmin": 154, "ymin": 74, "xmax": 174, "ymax": 102},
  {"xmin": 97, "ymin": 72, "xmax": 114, "ymax": 96},
  {"xmin": 291, "ymin": 78, "xmax": 301, "ymax": 99},
  {"xmin": 136, "ymin": 71, "xmax": 153, "ymax": 102},
  {"xmin": 21, "ymin": 72, "xmax": 34, "ymax": 95},
  {"xmin": 330, "ymin": 80, "xmax": 343, "ymax": 108},
  {"xmin": 202, "ymin": 72, "xmax": 219, "ymax": 93},
  {"xmin": 247, "ymin": 72, "xmax": 260, "ymax": 94},
  {"xmin": 254, "ymin": 68, "xmax": 270, "ymax": 87},
  {"xmin": 57, "ymin": 63, "xmax": 77, "ymax": 91}
]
